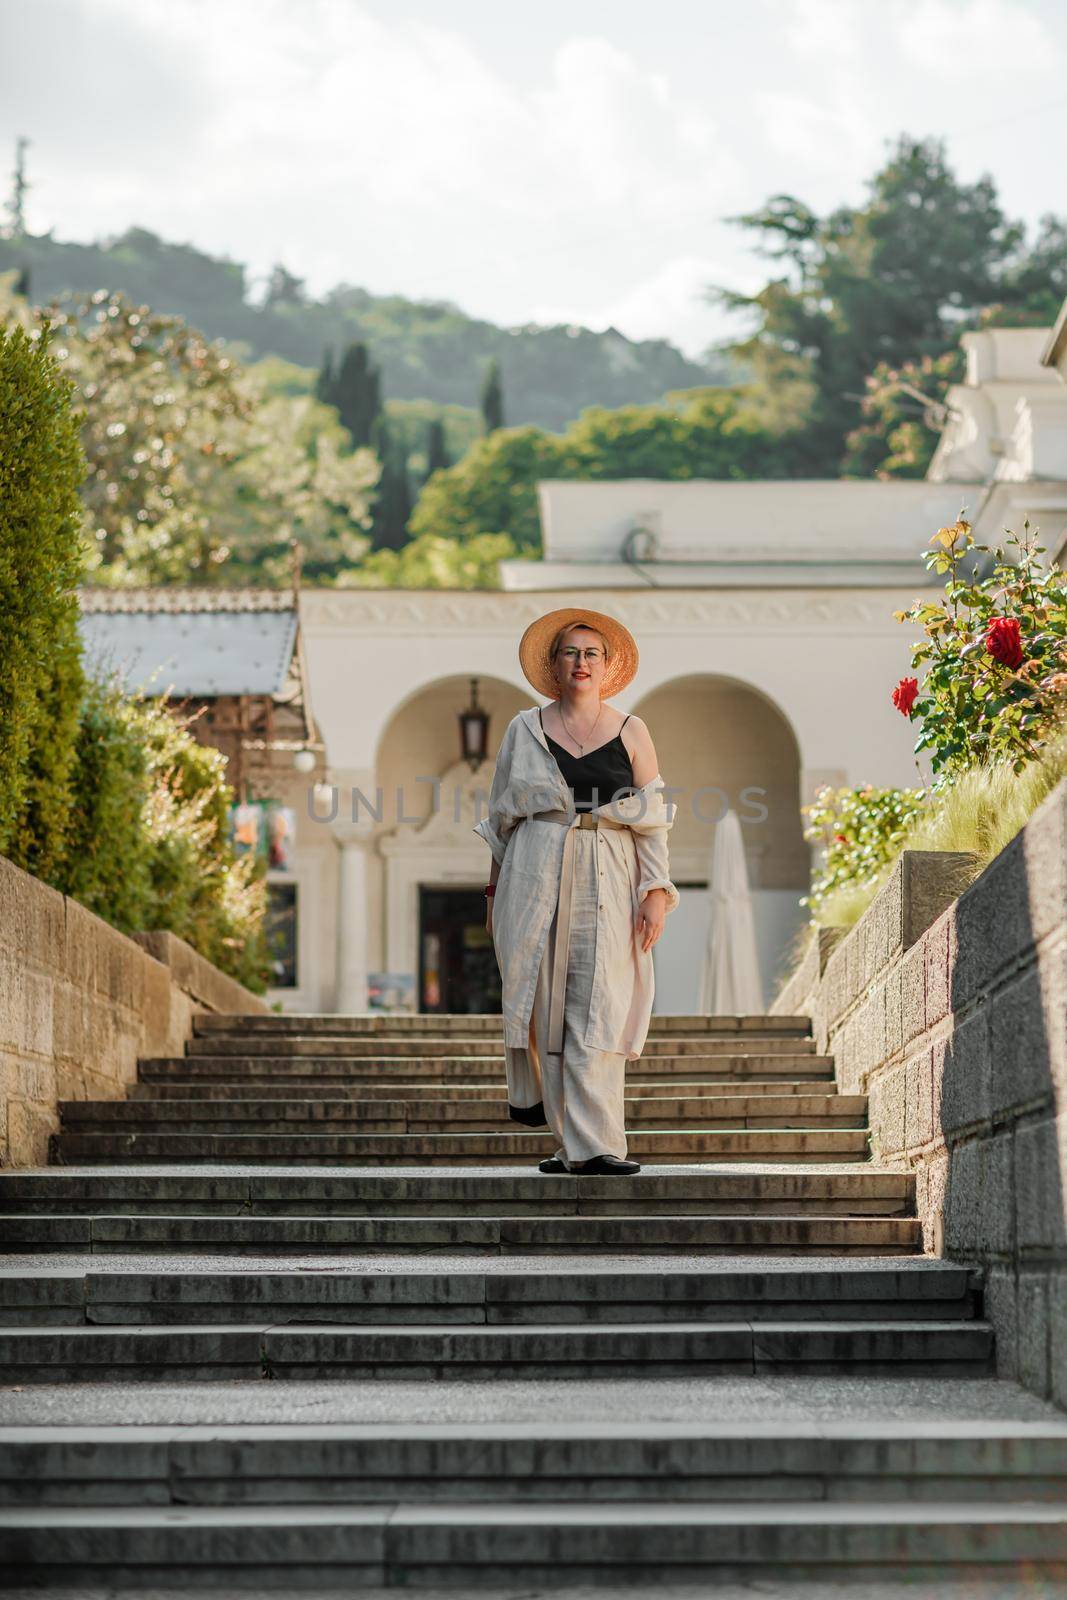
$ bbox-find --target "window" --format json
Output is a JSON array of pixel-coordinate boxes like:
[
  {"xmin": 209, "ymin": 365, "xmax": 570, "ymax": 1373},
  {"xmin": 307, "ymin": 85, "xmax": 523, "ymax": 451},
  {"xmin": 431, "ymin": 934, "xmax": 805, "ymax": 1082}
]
[{"xmin": 266, "ymin": 881, "xmax": 298, "ymax": 988}]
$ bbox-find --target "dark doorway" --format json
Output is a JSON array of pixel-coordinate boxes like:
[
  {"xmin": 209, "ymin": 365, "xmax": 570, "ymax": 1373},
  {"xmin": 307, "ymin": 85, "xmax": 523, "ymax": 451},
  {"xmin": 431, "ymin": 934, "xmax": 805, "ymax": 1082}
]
[
  {"xmin": 418, "ymin": 887, "xmax": 502, "ymax": 1015},
  {"xmin": 266, "ymin": 881, "xmax": 298, "ymax": 988}
]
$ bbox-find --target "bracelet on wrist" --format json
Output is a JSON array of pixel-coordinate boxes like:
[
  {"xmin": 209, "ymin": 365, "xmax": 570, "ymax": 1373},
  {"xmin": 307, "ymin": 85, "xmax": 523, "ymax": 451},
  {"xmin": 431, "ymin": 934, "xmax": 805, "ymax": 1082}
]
[{"xmin": 485, "ymin": 884, "xmax": 496, "ymax": 897}]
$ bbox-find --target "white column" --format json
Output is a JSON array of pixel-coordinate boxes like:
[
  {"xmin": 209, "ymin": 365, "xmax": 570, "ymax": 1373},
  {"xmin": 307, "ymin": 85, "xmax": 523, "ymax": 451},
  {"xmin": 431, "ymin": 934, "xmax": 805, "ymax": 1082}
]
[{"xmin": 334, "ymin": 823, "xmax": 376, "ymax": 1014}]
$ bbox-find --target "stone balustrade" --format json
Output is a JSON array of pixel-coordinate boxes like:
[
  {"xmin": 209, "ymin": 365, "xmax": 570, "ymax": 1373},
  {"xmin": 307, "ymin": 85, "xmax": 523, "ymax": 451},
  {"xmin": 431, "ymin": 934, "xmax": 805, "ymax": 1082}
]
[
  {"xmin": 0, "ymin": 854, "xmax": 268, "ymax": 1167},
  {"xmin": 773, "ymin": 777, "xmax": 1067, "ymax": 1406}
]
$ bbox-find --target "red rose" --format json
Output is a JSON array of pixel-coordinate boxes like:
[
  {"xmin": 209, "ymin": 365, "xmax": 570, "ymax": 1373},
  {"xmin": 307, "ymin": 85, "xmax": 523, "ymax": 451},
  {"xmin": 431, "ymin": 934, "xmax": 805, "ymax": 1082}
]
[
  {"xmin": 985, "ymin": 615, "xmax": 1024, "ymax": 670},
  {"xmin": 892, "ymin": 676, "xmax": 919, "ymax": 716}
]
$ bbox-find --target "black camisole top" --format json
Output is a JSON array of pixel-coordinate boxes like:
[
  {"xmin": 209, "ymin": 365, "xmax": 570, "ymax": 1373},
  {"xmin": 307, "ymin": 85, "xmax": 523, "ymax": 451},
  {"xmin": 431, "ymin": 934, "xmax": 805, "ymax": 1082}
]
[{"xmin": 540, "ymin": 707, "xmax": 637, "ymax": 812}]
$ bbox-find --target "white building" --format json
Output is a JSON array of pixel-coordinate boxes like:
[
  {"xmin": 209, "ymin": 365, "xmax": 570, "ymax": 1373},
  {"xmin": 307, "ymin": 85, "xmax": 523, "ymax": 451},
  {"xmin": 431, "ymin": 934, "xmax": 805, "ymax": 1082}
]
[{"xmin": 79, "ymin": 312, "xmax": 1067, "ymax": 1016}]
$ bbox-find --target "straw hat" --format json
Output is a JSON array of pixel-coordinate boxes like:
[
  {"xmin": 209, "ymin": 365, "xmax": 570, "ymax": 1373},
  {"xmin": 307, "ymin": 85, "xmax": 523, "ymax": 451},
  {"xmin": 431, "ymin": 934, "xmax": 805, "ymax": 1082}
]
[{"xmin": 518, "ymin": 606, "xmax": 639, "ymax": 701}]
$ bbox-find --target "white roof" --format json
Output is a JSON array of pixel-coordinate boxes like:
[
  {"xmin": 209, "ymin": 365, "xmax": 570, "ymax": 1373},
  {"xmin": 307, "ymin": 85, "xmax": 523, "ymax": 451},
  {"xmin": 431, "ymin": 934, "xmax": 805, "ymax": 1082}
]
[{"xmin": 503, "ymin": 479, "xmax": 984, "ymax": 589}]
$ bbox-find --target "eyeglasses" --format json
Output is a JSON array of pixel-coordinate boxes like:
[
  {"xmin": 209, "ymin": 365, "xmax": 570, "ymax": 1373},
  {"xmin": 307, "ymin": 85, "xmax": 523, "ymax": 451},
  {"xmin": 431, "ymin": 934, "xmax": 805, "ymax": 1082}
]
[{"xmin": 559, "ymin": 647, "xmax": 603, "ymax": 663}]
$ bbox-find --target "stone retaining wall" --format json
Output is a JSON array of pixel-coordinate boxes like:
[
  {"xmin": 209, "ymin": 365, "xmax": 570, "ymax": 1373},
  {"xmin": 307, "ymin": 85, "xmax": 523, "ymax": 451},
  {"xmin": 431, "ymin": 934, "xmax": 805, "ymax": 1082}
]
[
  {"xmin": 0, "ymin": 854, "xmax": 268, "ymax": 1167},
  {"xmin": 773, "ymin": 778, "xmax": 1067, "ymax": 1406}
]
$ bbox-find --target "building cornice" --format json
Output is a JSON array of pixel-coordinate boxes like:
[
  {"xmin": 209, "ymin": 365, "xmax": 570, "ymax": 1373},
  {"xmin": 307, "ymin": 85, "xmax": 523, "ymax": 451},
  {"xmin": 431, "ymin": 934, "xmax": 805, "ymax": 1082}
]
[{"xmin": 299, "ymin": 586, "xmax": 937, "ymax": 636}]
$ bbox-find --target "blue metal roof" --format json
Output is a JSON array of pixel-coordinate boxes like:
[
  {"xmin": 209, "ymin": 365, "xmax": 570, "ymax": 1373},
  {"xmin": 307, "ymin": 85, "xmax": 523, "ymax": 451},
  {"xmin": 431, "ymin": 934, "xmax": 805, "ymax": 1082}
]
[{"xmin": 78, "ymin": 609, "xmax": 299, "ymax": 697}]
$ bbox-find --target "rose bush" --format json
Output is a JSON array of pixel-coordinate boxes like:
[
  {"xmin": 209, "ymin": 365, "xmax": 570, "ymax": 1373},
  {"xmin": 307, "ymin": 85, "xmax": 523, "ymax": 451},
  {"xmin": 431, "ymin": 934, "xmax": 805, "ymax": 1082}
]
[{"xmin": 892, "ymin": 518, "xmax": 1067, "ymax": 777}]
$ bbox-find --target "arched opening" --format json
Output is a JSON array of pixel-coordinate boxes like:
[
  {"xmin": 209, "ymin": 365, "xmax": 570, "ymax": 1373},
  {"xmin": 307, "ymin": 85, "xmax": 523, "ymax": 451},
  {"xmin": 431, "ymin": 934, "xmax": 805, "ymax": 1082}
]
[
  {"xmin": 631, "ymin": 673, "xmax": 809, "ymax": 1012},
  {"xmin": 374, "ymin": 675, "xmax": 534, "ymax": 1015},
  {"xmin": 375, "ymin": 674, "xmax": 534, "ymax": 829}
]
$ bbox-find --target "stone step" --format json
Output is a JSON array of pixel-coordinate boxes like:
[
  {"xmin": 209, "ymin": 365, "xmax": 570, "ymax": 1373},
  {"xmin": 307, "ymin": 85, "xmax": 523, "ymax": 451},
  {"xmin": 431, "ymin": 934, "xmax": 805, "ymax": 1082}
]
[
  {"xmin": 141, "ymin": 1054, "xmax": 834, "ymax": 1082},
  {"xmin": 0, "ymin": 1319, "xmax": 994, "ymax": 1382},
  {"xmin": 186, "ymin": 1035, "xmax": 818, "ymax": 1058},
  {"xmin": 0, "ymin": 1168, "xmax": 916, "ymax": 1217},
  {"xmin": 59, "ymin": 1093, "xmax": 868, "ymax": 1135},
  {"xmin": 0, "ymin": 1213, "xmax": 922, "ymax": 1255},
  {"xmin": 127, "ymin": 1076, "xmax": 835, "ymax": 1101},
  {"xmin": 50, "ymin": 1127, "xmax": 871, "ymax": 1165},
  {"xmin": 193, "ymin": 1012, "xmax": 813, "ymax": 1038},
  {"xmin": 5, "ymin": 1499, "xmax": 1063, "ymax": 1584},
  {"xmin": 5, "ymin": 1421, "xmax": 1065, "ymax": 1506},
  {"xmin": 0, "ymin": 1263, "xmax": 974, "ymax": 1327}
]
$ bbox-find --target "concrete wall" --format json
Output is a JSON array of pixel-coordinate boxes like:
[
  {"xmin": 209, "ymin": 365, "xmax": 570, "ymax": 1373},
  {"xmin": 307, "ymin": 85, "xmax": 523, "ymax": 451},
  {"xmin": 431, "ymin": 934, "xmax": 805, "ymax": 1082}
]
[
  {"xmin": 0, "ymin": 855, "xmax": 268, "ymax": 1168},
  {"xmin": 773, "ymin": 779, "xmax": 1067, "ymax": 1406}
]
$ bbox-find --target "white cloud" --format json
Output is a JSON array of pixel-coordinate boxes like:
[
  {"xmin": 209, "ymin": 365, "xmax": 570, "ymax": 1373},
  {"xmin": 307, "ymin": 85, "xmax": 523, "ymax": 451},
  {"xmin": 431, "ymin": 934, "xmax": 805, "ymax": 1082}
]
[
  {"xmin": 754, "ymin": 89, "xmax": 881, "ymax": 176},
  {"xmin": 533, "ymin": 254, "xmax": 752, "ymax": 359},
  {"xmin": 899, "ymin": 0, "xmax": 1058, "ymax": 77},
  {"xmin": 16, "ymin": 2, "xmax": 743, "ymax": 296},
  {"xmin": 782, "ymin": 0, "xmax": 864, "ymax": 60},
  {"xmin": 1, "ymin": 0, "xmax": 1062, "ymax": 350}
]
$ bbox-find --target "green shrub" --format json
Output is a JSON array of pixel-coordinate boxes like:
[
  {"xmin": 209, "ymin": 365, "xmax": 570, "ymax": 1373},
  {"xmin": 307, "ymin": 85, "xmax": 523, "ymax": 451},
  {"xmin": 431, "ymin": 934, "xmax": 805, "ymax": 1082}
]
[
  {"xmin": 892, "ymin": 518, "xmax": 1067, "ymax": 778},
  {"xmin": 57, "ymin": 675, "xmax": 153, "ymax": 927},
  {"xmin": 806, "ymin": 740, "xmax": 1067, "ymax": 931},
  {"xmin": 800, "ymin": 518, "xmax": 1067, "ymax": 935},
  {"xmin": 802, "ymin": 784, "xmax": 928, "ymax": 921},
  {"xmin": 0, "ymin": 324, "xmax": 87, "ymax": 873},
  {"xmin": 58, "ymin": 680, "xmax": 270, "ymax": 993},
  {"xmin": 135, "ymin": 696, "xmax": 269, "ymax": 992}
]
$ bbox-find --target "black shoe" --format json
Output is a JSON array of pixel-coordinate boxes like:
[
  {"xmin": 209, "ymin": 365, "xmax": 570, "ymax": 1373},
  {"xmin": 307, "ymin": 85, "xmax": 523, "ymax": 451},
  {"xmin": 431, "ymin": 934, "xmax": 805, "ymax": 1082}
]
[
  {"xmin": 572, "ymin": 1155, "xmax": 641, "ymax": 1176},
  {"xmin": 538, "ymin": 1157, "xmax": 568, "ymax": 1174}
]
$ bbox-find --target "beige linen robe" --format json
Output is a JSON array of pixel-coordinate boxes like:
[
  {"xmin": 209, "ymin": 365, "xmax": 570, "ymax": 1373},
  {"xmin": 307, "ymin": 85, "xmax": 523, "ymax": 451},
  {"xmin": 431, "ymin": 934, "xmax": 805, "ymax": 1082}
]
[{"xmin": 472, "ymin": 706, "xmax": 679, "ymax": 1120}]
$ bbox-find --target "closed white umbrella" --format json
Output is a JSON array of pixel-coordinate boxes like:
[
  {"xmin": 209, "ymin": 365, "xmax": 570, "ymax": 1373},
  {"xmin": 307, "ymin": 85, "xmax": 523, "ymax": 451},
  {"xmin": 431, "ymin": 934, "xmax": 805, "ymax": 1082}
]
[{"xmin": 699, "ymin": 809, "xmax": 764, "ymax": 1015}]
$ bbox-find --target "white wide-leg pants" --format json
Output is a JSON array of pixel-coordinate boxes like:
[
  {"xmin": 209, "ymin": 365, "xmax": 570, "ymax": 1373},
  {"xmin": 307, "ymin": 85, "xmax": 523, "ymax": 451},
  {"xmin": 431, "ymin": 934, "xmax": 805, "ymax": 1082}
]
[{"xmin": 529, "ymin": 826, "xmax": 628, "ymax": 1167}]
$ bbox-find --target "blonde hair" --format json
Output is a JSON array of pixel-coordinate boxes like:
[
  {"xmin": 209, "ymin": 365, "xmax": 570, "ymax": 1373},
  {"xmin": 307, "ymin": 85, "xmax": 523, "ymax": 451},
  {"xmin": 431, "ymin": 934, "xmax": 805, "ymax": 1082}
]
[{"xmin": 549, "ymin": 621, "xmax": 611, "ymax": 664}]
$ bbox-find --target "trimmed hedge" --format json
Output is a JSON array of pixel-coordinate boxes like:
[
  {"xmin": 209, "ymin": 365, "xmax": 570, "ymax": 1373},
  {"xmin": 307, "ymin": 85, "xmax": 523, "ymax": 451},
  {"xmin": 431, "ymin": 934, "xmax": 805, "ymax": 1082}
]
[{"xmin": 0, "ymin": 325, "xmax": 86, "ymax": 874}]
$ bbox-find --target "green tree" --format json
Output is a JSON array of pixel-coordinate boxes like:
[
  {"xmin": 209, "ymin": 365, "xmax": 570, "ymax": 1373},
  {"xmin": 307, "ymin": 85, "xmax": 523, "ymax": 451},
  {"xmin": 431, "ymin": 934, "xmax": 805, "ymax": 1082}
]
[
  {"xmin": 480, "ymin": 356, "xmax": 504, "ymax": 432},
  {"xmin": 841, "ymin": 347, "xmax": 964, "ymax": 479},
  {"xmin": 410, "ymin": 390, "xmax": 802, "ymax": 552},
  {"xmin": 321, "ymin": 340, "xmax": 382, "ymax": 448},
  {"xmin": 424, "ymin": 416, "xmax": 450, "ymax": 479},
  {"xmin": 370, "ymin": 417, "xmax": 412, "ymax": 552},
  {"xmin": 217, "ymin": 383, "xmax": 379, "ymax": 584},
  {"xmin": 37, "ymin": 289, "xmax": 251, "ymax": 582},
  {"xmin": 314, "ymin": 346, "xmax": 334, "ymax": 403},
  {"xmin": 716, "ymin": 136, "xmax": 1062, "ymax": 473},
  {"xmin": 350, "ymin": 529, "xmax": 522, "ymax": 589},
  {"xmin": 996, "ymin": 213, "xmax": 1067, "ymax": 323},
  {"xmin": 410, "ymin": 425, "xmax": 559, "ymax": 551},
  {"xmin": 1, "ymin": 280, "xmax": 378, "ymax": 587},
  {"xmin": 262, "ymin": 263, "xmax": 306, "ymax": 310},
  {"xmin": 0, "ymin": 322, "xmax": 87, "ymax": 875},
  {"xmin": 0, "ymin": 224, "xmax": 725, "ymax": 429}
]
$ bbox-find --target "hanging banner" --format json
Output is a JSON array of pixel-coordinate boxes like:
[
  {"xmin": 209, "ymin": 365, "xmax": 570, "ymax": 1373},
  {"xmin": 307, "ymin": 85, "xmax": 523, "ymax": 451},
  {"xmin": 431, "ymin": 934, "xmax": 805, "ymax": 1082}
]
[{"xmin": 229, "ymin": 801, "xmax": 296, "ymax": 870}]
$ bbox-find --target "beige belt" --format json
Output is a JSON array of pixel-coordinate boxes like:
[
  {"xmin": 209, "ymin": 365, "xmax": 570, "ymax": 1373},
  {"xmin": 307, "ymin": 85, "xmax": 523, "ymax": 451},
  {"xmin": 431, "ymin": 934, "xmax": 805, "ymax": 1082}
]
[{"xmin": 530, "ymin": 809, "xmax": 629, "ymax": 1055}]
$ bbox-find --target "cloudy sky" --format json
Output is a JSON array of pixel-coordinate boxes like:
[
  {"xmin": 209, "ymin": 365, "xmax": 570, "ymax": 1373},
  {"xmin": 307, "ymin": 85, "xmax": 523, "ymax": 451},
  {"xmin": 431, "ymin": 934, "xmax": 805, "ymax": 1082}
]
[{"xmin": 1, "ymin": 0, "xmax": 1064, "ymax": 355}]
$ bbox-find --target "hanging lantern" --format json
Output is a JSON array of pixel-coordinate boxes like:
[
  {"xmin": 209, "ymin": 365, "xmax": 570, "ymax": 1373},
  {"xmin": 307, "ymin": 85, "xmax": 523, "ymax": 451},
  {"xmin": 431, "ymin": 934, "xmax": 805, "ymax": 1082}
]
[{"xmin": 458, "ymin": 677, "xmax": 490, "ymax": 771}]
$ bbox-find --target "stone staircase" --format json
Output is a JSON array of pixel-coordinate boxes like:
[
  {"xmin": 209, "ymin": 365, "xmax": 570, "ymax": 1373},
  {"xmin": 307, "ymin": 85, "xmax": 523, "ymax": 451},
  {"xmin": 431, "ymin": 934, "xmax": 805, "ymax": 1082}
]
[
  {"xmin": 52, "ymin": 1011, "xmax": 864, "ymax": 1165},
  {"xmin": 2, "ymin": 1010, "xmax": 1066, "ymax": 1586}
]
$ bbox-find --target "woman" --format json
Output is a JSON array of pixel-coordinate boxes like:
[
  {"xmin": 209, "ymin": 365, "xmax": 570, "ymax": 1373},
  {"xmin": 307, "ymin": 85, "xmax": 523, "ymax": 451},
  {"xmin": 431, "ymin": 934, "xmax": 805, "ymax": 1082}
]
[{"xmin": 473, "ymin": 607, "xmax": 679, "ymax": 1176}]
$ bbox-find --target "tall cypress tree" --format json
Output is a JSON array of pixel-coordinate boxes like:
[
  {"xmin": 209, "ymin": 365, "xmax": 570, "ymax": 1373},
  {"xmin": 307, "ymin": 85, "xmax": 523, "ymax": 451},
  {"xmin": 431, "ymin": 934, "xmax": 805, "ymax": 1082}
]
[
  {"xmin": 314, "ymin": 347, "xmax": 334, "ymax": 404},
  {"xmin": 322, "ymin": 341, "xmax": 382, "ymax": 448},
  {"xmin": 370, "ymin": 417, "xmax": 412, "ymax": 552},
  {"xmin": 480, "ymin": 357, "xmax": 504, "ymax": 433},
  {"xmin": 424, "ymin": 417, "xmax": 450, "ymax": 480}
]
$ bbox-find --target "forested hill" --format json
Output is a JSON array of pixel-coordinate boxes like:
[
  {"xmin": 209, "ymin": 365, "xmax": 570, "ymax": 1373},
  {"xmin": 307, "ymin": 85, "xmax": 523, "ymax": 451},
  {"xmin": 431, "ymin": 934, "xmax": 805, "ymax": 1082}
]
[{"xmin": 0, "ymin": 227, "xmax": 731, "ymax": 430}]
